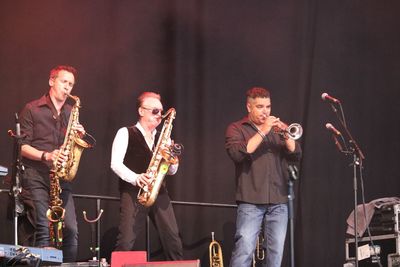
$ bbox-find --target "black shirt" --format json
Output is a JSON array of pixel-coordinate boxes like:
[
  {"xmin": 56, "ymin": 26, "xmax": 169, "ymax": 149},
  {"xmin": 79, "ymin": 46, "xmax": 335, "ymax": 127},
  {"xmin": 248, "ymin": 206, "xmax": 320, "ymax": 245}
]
[
  {"xmin": 19, "ymin": 94, "xmax": 72, "ymax": 172},
  {"xmin": 225, "ymin": 116, "xmax": 302, "ymax": 204}
]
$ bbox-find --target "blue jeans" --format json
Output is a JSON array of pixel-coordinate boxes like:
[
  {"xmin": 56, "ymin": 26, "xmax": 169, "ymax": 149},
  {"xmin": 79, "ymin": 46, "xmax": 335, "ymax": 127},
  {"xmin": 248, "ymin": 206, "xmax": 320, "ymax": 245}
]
[{"xmin": 229, "ymin": 203, "xmax": 288, "ymax": 267}]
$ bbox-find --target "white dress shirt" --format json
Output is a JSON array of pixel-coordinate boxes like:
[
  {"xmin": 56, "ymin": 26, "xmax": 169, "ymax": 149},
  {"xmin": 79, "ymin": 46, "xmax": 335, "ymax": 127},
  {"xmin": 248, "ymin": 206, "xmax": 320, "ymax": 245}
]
[{"xmin": 110, "ymin": 122, "xmax": 178, "ymax": 186}]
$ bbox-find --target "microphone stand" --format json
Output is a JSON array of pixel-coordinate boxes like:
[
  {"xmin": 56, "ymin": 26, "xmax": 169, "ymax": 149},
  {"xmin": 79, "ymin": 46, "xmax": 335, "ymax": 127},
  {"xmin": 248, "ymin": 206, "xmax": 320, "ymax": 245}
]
[
  {"xmin": 288, "ymin": 165, "xmax": 299, "ymax": 267},
  {"xmin": 328, "ymin": 103, "xmax": 365, "ymax": 267},
  {"xmin": 8, "ymin": 113, "xmax": 25, "ymax": 246},
  {"xmin": 343, "ymin": 124, "xmax": 364, "ymax": 267}
]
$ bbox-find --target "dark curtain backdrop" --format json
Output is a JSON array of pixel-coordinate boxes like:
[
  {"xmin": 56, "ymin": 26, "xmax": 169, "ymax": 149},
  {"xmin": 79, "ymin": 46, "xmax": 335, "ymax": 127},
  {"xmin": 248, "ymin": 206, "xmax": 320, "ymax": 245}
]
[{"xmin": 1, "ymin": 1, "xmax": 400, "ymax": 266}]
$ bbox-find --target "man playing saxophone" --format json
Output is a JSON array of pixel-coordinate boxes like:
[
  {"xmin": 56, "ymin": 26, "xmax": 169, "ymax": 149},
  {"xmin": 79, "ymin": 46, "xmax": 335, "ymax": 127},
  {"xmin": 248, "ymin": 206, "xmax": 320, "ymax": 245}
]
[
  {"xmin": 225, "ymin": 87, "xmax": 302, "ymax": 267},
  {"xmin": 18, "ymin": 65, "xmax": 86, "ymax": 262},
  {"xmin": 111, "ymin": 91, "xmax": 183, "ymax": 260}
]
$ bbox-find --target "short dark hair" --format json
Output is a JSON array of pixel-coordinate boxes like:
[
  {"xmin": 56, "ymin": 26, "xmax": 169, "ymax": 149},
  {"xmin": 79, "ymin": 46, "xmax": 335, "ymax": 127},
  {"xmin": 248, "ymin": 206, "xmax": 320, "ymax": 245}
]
[
  {"xmin": 49, "ymin": 65, "xmax": 78, "ymax": 80},
  {"xmin": 246, "ymin": 87, "xmax": 270, "ymax": 100}
]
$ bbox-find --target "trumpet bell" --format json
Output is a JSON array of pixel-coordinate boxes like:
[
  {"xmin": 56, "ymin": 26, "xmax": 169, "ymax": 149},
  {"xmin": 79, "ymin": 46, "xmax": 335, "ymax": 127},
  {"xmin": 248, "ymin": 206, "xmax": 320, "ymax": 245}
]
[{"xmin": 286, "ymin": 123, "xmax": 303, "ymax": 140}]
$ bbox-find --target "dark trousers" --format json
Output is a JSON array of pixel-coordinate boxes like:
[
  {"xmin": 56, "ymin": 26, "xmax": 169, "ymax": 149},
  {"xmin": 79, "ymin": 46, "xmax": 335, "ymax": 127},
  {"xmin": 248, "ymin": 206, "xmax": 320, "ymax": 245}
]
[
  {"xmin": 115, "ymin": 188, "xmax": 183, "ymax": 260},
  {"xmin": 22, "ymin": 167, "xmax": 78, "ymax": 262}
]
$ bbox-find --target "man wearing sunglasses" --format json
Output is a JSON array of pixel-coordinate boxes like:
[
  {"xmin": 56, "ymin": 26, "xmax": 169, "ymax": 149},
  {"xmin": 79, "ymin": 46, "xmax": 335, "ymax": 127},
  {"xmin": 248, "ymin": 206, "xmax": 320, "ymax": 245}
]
[{"xmin": 110, "ymin": 91, "xmax": 183, "ymax": 260}]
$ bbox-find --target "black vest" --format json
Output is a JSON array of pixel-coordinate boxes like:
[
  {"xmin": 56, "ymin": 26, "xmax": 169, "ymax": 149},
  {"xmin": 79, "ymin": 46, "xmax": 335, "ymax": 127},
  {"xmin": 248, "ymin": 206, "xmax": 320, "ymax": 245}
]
[{"xmin": 119, "ymin": 126, "xmax": 165, "ymax": 193}]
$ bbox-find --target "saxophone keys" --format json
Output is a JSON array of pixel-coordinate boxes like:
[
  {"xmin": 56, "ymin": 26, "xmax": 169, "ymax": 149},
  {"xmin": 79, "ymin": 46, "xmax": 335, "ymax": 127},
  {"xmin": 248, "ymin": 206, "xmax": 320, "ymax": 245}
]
[{"xmin": 142, "ymin": 185, "xmax": 149, "ymax": 192}]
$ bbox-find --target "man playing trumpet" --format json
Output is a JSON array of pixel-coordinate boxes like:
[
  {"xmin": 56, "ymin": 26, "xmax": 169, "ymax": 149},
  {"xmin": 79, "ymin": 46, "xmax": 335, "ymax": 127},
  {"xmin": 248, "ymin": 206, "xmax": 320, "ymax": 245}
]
[{"xmin": 225, "ymin": 87, "xmax": 302, "ymax": 267}]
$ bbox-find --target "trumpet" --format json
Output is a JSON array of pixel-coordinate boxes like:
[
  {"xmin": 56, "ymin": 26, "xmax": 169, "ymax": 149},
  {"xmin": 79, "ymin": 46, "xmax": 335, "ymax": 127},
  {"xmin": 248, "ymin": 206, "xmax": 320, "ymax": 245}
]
[
  {"xmin": 209, "ymin": 232, "xmax": 224, "ymax": 267},
  {"xmin": 252, "ymin": 231, "xmax": 265, "ymax": 266},
  {"xmin": 273, "ymin": 121, "xmax": 303, "ymax": 140},
  {"xmin": 255, "ymin": 232, "xmax": 265, "ymax": 261}
]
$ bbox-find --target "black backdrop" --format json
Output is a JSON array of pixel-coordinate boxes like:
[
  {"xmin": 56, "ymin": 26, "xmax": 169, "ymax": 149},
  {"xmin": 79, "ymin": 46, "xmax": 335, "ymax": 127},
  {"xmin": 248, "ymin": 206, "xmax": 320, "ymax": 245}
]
[{"xmin": 1, "ymin": 1, "xmax": 400, "ymax": 266}]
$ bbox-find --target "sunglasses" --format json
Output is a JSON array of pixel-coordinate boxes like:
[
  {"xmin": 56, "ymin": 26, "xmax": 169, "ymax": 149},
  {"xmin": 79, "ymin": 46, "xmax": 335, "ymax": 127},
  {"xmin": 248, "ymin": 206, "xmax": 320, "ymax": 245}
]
[{"xmin": 141, "ymin": 106, "xmax": 163, "ymax": 115}]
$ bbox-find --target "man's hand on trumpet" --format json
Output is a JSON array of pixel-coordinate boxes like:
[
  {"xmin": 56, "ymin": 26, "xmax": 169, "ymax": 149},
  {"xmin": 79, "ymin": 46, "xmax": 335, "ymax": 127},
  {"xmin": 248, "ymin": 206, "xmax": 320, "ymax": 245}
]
[{"xmin": 259, "ymin": 115, "xmax": 281, "ymax": 136}]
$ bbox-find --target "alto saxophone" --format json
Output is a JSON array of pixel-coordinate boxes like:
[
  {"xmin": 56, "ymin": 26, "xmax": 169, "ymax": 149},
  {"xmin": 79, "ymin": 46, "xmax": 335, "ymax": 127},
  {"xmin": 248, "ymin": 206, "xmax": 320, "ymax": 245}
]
[
  {"xmin": 137, "ymin": 108, "xmax": 179, "ymax": 207},
  {"xmin": 46, "ymin": 93, "xmax": 93, "ymax": 247},
  {"xmin": 53, "ymin": 93, "xmax": 93, "ymax": 182}
]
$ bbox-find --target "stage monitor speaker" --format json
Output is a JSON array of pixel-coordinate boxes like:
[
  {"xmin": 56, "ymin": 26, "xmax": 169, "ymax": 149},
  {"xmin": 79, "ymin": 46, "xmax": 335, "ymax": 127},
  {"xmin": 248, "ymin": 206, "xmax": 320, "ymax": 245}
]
[
  {"xmin": 345, "ymin": 234, "xmax": 399, "ymax": 266},
  {"xmin": 388, "ymin": 253, "xmax": 400, "ymax": 267},
  {"xmin": 124, "ymin": 259, "xmax": 200, "ymax": 267},
  {"xmin": 111, "ymin": 251, "xmax": 147, "ymax": 267}
]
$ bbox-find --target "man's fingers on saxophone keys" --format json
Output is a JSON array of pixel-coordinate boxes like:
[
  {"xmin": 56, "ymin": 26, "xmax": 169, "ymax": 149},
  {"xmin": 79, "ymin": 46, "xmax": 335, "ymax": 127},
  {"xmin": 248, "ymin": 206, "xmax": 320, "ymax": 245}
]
[
  {"xmin": 136, "ymin": 175, "xmax": 144, "ymax": 188},
  {"xmin": 72, "ymin": 123, "xmax": 86, "ymax": 136},
  {"xmin": 52, "ymin": 149, "xmax": 68, "ymax": 166},
  {"xmin": 48, "ymin": 149, "xmax": 59, "ymax": 162},
  {"xmin": 137, "ymin": 174, "xmax": 148, "ymax": 188}
]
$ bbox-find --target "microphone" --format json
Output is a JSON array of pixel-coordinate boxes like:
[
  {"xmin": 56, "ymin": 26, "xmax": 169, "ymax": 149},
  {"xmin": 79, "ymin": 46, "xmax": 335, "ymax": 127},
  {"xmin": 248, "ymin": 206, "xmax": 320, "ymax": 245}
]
[
  {"xmin": 288, "ymin": 165, "xmax": 298, "ymax": 180},
  {"xmin": 332, "ymin": 135, "xmax": 343, "ymax": 152},
  {"xmin": 15, "ymin": 113, "xmax": 20, "ymax": 136},
  {"xmin": 325, "ymin": 123, "xmax": 341, "ymax": 136},
  {"xmin": 8, "ymin": 114, "xmax": 21, "ymax": 138},
  {"xmin": 321, "ymin": 93, "xmax": 340, "ymax": 104}
]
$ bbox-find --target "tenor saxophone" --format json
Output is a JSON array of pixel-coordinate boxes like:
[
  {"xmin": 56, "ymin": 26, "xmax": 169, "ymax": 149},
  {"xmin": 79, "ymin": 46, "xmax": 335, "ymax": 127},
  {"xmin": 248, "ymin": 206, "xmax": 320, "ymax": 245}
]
[
  {"xmin": 137, "ymin": 108, "xmax": 179, "ymax": 207},
  {"xmin": 46, "ymin": 93, "xmax": 92, "ymax": 247}
]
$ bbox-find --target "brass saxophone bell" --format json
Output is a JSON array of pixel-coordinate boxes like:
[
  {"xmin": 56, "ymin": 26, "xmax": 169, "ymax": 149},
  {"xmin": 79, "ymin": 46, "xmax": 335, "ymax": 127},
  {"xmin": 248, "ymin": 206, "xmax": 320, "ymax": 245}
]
[{"xmin": 46, "ymin": 206, "xmax": 66, "ymax": 223}]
